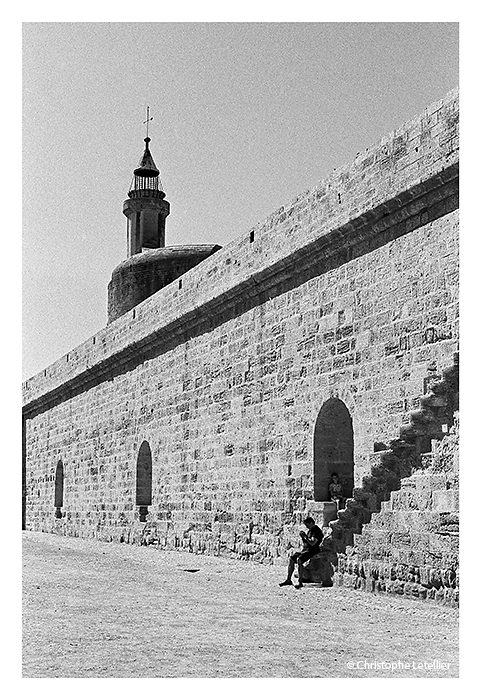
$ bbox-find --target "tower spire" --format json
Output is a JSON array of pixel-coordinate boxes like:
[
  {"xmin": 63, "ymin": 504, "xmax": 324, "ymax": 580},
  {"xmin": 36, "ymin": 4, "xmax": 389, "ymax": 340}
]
[
  {"xmin": 143, "ymin": 106, "xmax": 153, "ymax": 139},
  {"xmin": 130, "ymin": 109, "xmax": 162, "ymax": 190},
  {"xmin": 123, "ymin": 110, "xmax": 170, "ymax": 256}
]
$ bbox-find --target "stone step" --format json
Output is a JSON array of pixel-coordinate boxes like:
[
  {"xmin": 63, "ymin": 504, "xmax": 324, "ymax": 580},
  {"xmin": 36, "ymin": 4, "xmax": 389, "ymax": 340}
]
[
  {"xmin": 330, "ymin": 515, "xmax": 363, "ymax": 536},
  {"xmin": 351, "ymin": 488, "xmax": 381, "ymax": 512},
  {"xmin": 399, "ymin": 420, "xmax": 446, "ymax": 441},
  {"xmin": 429, "ymin": 380, "xmax": 449, "ymax": 395},
  {"xmin": 420, "ymin": 393, "xmax": 448, "ymax": 410},
  {"xmin": 328, "ymin": 527, "xmax": 355, "ymax": 549},
  {"xmin": 442, "ymin": 362, "xmax": 458, "ymax": 382},
  {"xmin": 409, "ymin": 408, "xmax": 439, "ymax": 426},
  {"xmin": 368, "ymin": 450, "xmax": 400, "ymax": 467},
  {"xmin": 398, "ymin": 424, "xmax": 425, "ymax": 441},
  {"xmin": 344, "ymin": 500, "xmax": 372, "ymax": 523},
  {"xmin": 363, "ymin": 510, "xmax": 447, "ymax": 534}
]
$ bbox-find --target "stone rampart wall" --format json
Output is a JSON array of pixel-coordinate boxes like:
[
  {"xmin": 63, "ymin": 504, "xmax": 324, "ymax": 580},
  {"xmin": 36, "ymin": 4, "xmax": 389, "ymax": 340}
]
[
  {"xmin": 24, "ymin": 209, "xmax": 459, "ymax": 555},
  {"xmin": 23, "ymin": 90, "xmax": 459, "ymax": 563}
]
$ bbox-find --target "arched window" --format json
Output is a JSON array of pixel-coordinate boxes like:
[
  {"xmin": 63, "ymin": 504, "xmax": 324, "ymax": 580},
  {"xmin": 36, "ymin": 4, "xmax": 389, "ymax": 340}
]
[
  {"xmin": 313, "ymin": 398, "xmax": 354, "ymax": 502},
  {"xmin": 136, "ymin": 441, "xmax": 152, "ymax": 522},
  {"xmin": 54, "ymin": 460, "xmax": 64, "ymax": 518}
]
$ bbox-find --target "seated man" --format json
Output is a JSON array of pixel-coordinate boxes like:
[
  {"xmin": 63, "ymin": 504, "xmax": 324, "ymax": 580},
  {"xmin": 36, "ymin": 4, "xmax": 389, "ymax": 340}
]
[
  {"xmin": 328, "ymin": 472, "xmax": 345, "ymax": 509},
  {"xmin": 279, "ymin": 516, "xmax": 323, "ymax": 589}
]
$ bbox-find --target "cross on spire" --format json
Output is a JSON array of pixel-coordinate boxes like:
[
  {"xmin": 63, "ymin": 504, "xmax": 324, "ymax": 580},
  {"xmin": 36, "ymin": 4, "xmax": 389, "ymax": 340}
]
[{"xmin": 143, "ymin": 106, "xmax": 154, "ymax": 139}]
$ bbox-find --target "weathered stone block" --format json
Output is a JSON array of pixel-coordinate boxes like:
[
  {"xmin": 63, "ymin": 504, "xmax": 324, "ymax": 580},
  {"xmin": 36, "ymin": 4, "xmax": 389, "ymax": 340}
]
[
  {"xmin": 299, "ymin": 552, "xmax": 335, "ymax": 586},
  {"xmin": 305, "ymin": 500, "xmax": 338, "ymax": 526},
  {"xmin": 432, "ymin": 489, "xmax": 459, "ymax": 512}
]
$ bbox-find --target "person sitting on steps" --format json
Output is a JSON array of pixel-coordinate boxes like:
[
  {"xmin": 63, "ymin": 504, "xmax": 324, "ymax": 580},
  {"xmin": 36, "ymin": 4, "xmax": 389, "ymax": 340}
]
[
  {"xmin": 328, "ymin": 472, "xmax": 345, "ymax": 510},
  {"xmin": 279, "ymin": 516, "xmax": 323, "ymax": 589}
]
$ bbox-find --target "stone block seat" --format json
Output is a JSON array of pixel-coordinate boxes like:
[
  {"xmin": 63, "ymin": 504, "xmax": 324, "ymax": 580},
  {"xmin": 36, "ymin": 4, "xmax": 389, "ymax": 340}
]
[{"xmin": 297, "ymin": 551, "xmax": 335, "ymax": 586}]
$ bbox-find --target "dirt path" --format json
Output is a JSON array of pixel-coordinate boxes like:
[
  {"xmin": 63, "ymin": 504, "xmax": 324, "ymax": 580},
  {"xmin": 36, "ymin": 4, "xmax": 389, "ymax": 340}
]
[{"xmin": 22, "ymin": 531, "xmax": 458, "ymax": 678}]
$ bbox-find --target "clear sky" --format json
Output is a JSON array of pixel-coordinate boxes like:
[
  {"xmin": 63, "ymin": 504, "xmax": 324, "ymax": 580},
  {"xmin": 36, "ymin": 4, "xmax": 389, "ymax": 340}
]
[{"xmin": 22, "ymin": 22, "xmax": 459, "ymax": 380}]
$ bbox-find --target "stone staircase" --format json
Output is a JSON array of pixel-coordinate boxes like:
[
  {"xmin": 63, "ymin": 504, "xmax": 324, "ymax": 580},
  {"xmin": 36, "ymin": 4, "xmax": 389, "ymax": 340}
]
[
  {"xmin": 304, "ymin": 354, "xmax": 459, "ymax": 603},
  {"xmin": 335, "ymin": 418, "xmax": 459, "ymax": 605}
]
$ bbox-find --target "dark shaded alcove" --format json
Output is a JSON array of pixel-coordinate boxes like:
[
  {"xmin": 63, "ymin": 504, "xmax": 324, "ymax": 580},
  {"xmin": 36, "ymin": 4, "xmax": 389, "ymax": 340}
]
[
  {"xmin": 313, "ymin": 398, "xmax": 354, "ymax": 502},
  {"xmin": 136, "ymin": 441, "xmax": 152, "ymax": 522},
  {"xmin": 54, "ymin": 460, "xmax": 64, "ymax": 518}
]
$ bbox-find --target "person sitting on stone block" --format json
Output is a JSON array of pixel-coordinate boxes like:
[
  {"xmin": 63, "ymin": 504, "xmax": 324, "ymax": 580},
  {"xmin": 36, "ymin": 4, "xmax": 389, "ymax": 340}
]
[
  {"xmin": 279, "ymin": 516, "xmax": 323, "ymax": 589},
  {"xmin": 328, "ymin": 472, "xmax": 345, "ymax": 509}
]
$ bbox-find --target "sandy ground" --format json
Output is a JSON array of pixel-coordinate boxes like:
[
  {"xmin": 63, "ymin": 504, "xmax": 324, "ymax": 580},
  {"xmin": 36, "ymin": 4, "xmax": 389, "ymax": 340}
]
[{"xmin": 22, "ymin": 531, "xmax": 458, "ymax": 678}]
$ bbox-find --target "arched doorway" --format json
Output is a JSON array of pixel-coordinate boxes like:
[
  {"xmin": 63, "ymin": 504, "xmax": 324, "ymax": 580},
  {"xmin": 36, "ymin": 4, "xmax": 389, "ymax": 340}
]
[
  {"xmin": 313, "ymin": 398, "xmax": 354, "ymax": 502},
  {"xmin": 136, "ymin": 441, "xmax": 152, "ymax": 522},
  {"xmin": 54, "ymin": 460, "xmax": 64, "ymax": 518}
]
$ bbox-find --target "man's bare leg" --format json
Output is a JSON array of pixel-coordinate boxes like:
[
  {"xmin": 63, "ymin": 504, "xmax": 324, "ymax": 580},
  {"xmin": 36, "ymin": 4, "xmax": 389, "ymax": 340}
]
[
  {"xmin": 295, "ymin": 560, "xmax": 304, "ymax": 589},
  {"xmin": 279, "ymin": 555, "xmax": 296, "ymax": 586}
]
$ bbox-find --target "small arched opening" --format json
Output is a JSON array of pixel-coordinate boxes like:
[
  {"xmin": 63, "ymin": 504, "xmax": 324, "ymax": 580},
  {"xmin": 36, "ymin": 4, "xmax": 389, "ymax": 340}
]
[
  {"xmin": 136, "ymin": 441, "xmax": 152, "ymax": 522},
  {"xmin": 313, "ymin": 398, "xmax": 354, "ymax": 503},
  {"xmin": 54, "ymin": 460, "xmax": 64, "ymax": 518}
]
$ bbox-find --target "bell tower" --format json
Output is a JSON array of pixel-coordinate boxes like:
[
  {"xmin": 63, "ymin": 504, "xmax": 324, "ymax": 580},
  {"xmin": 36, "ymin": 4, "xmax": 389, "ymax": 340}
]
[
  {"xmin": 107, "ymin": 108, "xmax": 221, "ymax": 325},
  {"xmin": 123, "ymin": 110, "xmax": 170, "ymax": 255}
]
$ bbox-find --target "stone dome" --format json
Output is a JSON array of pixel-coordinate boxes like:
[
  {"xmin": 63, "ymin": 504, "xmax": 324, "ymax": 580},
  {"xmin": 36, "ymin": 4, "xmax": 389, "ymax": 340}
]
[{"xmin": 108, "ymin": 244, "xmax": 222, "ymax": 323}]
